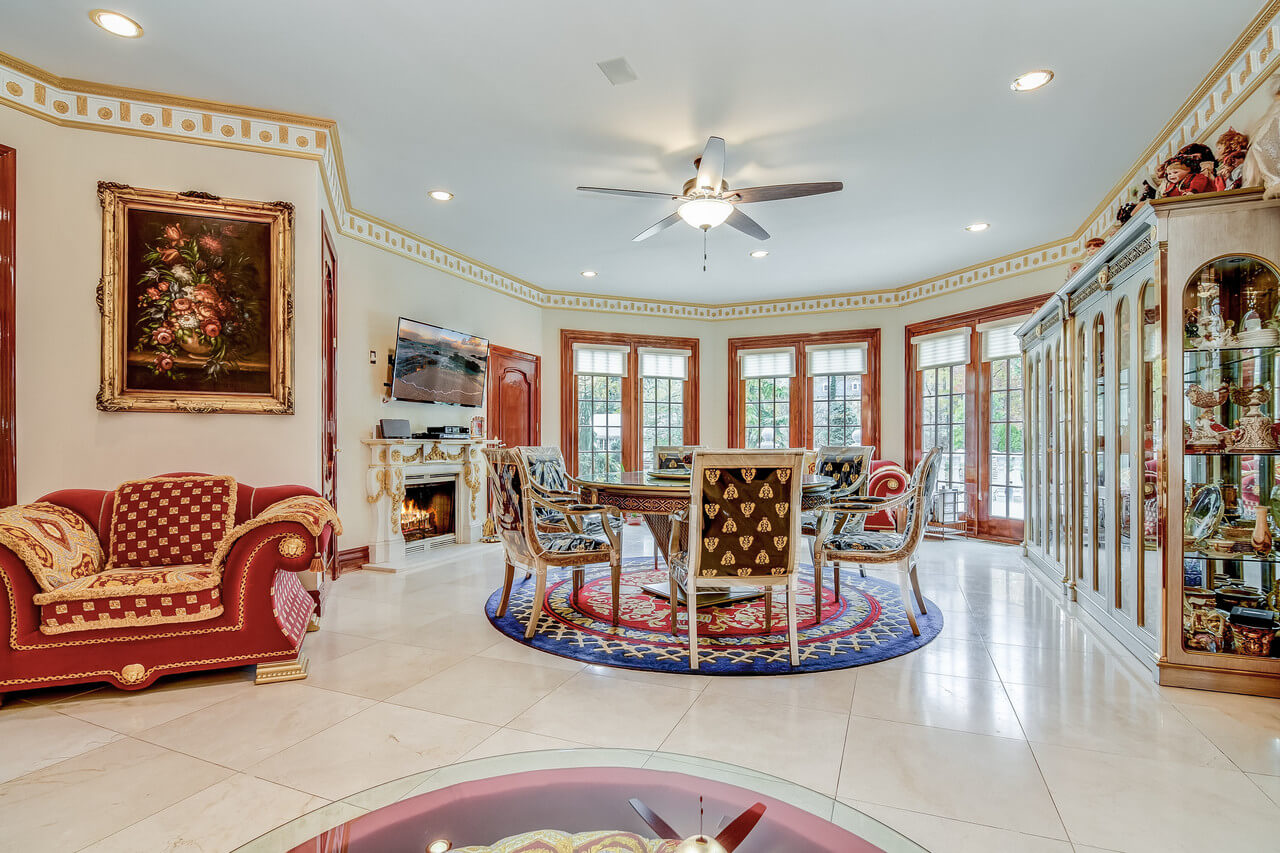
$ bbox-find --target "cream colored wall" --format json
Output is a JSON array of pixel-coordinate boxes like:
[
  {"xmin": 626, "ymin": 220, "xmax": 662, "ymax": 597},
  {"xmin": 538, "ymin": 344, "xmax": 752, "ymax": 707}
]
[
  {"xmin": 332, "ymin": 234, "xmax": 543, "ymax": 546},
  {"xmin": 4, "ymin": 107, "xmax": 323, "ymax": 506},
  {"xmin": 541, "ymin": 263, "xmax": 1065, "ymax": 464}
]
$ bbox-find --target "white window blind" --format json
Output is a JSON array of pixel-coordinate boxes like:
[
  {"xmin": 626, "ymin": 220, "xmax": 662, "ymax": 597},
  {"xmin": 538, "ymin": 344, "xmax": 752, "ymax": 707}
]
[
  {"xmin": 978, "ymin": 320, "xmax": 1024, "ymax": 361},
  {"xmin": 638, "ymin": 347, "xmax": 691, "ymax": 380},
  {"xmin": 912, "ymin": 330, "xmax": 970, "ymax": 368},
  {"xmin": 573, "ymin": 343, "xmax": 629, "ymax": 376},
  {"xmin": 739, "ymin": 348, "xmax": 796, "ymax": 379},
  {"xmin": 806, "ymin": 342, "xmax": 868, "ymax": 376}
]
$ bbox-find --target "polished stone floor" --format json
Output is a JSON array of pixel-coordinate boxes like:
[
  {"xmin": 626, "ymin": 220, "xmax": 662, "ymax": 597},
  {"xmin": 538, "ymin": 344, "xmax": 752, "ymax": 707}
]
[{"xmin": 2, "ymin": 533, "xmax": 1278, "ymax": 852}]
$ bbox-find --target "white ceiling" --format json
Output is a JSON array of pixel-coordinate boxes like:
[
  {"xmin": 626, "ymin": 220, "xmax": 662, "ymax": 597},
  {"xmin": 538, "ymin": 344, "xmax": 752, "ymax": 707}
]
[{"xmin": 1, "ymin": 1, "xmax": 1266, "ymax": 303}]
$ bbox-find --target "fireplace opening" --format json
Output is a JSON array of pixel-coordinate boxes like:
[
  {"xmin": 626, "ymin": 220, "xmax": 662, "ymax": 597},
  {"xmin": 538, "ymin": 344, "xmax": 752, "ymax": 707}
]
[{"xmin": 401, "ymin": 477, "xmax": 456, "ymax": 543}]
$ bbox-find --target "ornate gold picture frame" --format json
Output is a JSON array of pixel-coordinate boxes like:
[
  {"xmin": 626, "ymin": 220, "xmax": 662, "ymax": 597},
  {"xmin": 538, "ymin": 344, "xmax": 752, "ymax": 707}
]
[{"xmin": 97, "ymin": 182, "xmax": 294, "ymax": 414}]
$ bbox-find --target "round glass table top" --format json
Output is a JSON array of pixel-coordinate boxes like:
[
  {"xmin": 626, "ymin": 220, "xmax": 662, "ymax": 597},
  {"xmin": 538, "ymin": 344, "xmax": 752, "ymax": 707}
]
[{"xmin": 235, "ymin": 748, "xmax": 925, "ymax": 852}]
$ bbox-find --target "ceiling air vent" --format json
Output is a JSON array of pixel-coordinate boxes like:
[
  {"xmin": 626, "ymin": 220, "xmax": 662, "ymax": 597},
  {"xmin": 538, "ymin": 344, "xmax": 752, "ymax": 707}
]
[{"xmin": 596, "ymin": 57, "xmax": 638, "ymax": 86}]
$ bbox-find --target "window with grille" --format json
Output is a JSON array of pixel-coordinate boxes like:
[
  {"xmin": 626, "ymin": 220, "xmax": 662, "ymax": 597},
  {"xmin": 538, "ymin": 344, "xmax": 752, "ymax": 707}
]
[
  {"xmin": 638, "ymin": 348, "xmax": 689, "ymax": 469},
  {"xmin": 987, "ymin": 356, "xmax": 1024, "ymax": 518}
]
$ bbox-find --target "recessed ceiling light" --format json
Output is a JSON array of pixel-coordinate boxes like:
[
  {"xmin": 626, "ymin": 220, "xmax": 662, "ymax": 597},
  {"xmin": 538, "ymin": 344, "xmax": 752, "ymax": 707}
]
[
  {"xmin": 965, "ymin": 222, "xmax": 990, "ymax": 232},
  {"xmin": 581, "ymin": 270, "xmax": 597, "ymax": 278},
  {"xmin": 428, "ymin": 190, "xmax": 454, "ymax": 201},
  {"xmin": 749, "ymin": 250, "xmax": 769, "ymax": 258},
  {"xmin": 1011, "ymin": 69, "xmax": 1054, "ymax": 93},
  {"xmin": 89, "ymin": 9, "xmax": 143, "ymax": 38}
]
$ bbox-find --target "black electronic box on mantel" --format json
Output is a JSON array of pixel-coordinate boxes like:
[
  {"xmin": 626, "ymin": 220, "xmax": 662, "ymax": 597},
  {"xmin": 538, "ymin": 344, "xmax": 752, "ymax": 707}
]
[{"xmin": 415, "ymin": 425, "xmax": 470, "ymax": 440}]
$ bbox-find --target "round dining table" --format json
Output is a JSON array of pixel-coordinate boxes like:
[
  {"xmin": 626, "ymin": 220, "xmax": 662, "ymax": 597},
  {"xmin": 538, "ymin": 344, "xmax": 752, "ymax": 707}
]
[{"xmin": 574, "ymin": 470, "xmax": 835, "ymax": 605}]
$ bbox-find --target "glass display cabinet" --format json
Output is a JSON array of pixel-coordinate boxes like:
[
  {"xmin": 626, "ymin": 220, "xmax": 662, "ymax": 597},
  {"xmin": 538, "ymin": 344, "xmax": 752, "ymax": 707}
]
[
  {"xmin": 1159, "ymin": 190, "xmax": 1280, "ymax": 696},
  {"xmin": 1021, "ymin": 189, "xmax": 1280, "ymax": 696},
  {"xmin": 1018, "ymin": 207, "xmax": 1163, "ymax": 665}
]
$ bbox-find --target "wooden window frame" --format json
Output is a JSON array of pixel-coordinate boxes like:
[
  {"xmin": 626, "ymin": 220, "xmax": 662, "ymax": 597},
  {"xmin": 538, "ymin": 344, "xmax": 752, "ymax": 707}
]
[
  {"xmin": 728, "ymin": 329, "xmax": 880, "ymax": 451},
  {"xmin": 904, "ymin": 293, "xmax": 1051, "ymax": 543},
  {"xmin": 560, "ymin": 330, "xmax": 700, "ymax": 475}
]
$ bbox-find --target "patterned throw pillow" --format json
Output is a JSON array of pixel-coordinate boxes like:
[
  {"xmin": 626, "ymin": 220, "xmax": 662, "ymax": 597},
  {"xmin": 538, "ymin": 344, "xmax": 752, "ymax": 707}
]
[
  {"xmin": 0, "ymin": 502, "xmax": 104, "ymax": 592},
  {"xmin": 108, "ymin": 475, "xmax": 236, "ymax": 570}
]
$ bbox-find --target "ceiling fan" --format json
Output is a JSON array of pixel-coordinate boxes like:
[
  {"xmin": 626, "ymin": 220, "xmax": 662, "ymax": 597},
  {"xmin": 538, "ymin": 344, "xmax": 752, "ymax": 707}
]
[
  {"xmin": 578, "ymin": 136, "xmax": 843, "ymax": 242},
  {"xmin": 629, "ymin": 795, "xmax": 767, "ymax": 852}
]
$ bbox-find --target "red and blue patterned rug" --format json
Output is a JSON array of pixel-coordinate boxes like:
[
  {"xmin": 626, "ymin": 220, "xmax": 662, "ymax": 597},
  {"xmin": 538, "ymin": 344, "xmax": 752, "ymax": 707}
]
[{"xmin": 484, "ymin": 556, "xmax": 943, "ymax": 675}]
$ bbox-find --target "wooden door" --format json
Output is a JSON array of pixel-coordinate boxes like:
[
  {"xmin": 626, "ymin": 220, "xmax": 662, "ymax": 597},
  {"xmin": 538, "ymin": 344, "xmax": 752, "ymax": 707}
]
[
  {"xmin": 0, "ymin": 146, "xmax": 14, "ymax": 508},
  {"xmin": 488, "ymin": 345, "xmax": 540, "ymax": 448},
  {"xmin": 319, "ymin": 216, "xmax": 342, "ymax": 577}
]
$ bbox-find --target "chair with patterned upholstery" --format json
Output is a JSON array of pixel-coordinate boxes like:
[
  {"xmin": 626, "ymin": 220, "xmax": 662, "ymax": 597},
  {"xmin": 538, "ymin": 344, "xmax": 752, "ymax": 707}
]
[
  {"xmin": 483, "ymin": 448, "xmax": 623, "ymax": 638},
  {"xmin": 519, "ymin": 446, "xmax": 623, "ymax": 540},
  {"xmin": 667, "ymin": 450, "xmax": 806, "ymax": 669},
  {"xmin": 652, "ymin": 445, "xmax": 699, "ymax": 471},
  {"xmin": 800, "ymin": 445, "xmax": 875, "ymax": 613},
  {"xmin": 812, "ymin": 447, "xmax": 942, "ymax": 636}
]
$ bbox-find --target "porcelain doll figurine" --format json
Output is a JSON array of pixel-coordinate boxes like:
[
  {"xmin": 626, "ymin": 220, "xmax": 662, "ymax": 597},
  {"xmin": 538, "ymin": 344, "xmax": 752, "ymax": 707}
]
[
  {"xmin": 1243, "ymin": 75, "xmax": 1280, "ymax": 199},
  {"xmin": 1162, "ymin": 154, "xmax": 1215, "ymax": 196},
  {"xmin": 1214, "ymin": 128, "xmax": 1250, "ymax": 191}
]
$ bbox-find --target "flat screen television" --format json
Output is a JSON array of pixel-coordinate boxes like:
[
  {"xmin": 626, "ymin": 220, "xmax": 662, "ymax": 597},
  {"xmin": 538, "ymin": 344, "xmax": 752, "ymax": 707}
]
[{"xmin": 390, "ymin": 318, "xmax": 489, "ymax": 407}]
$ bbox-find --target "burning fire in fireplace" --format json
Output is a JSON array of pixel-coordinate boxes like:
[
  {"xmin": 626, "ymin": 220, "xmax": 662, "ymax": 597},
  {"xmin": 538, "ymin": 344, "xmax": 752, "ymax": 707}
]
[{"xmin": 400, "ymin": 479, "xmax": 456, "ymax": 543}]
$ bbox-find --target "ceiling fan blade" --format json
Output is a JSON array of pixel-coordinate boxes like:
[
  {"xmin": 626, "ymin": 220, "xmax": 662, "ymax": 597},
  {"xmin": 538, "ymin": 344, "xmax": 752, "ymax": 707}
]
[
  {"xmin": 578, "ymin": 186, "xmax": 682, "ymax": 201},
  {"xmin": 695, "ymin": 136, "xmax": 726, "ymax": 191},
  {"xmin": 715, "ymin": 803, "xmax": 767, "ymax": 852},
  {"xmin": 628, "ymin": 798, "xmax": 681, "ymax": 840},
  {"xmin": 728, "ymin": 181, "xmax": 843, "ymax": 204},
  {"xmin": 724, "ymin": 207, "xmax": 770, "ymax": 241},
  {"xmin": 633, "ymin": 211, "xmax": 683, "ymax": 242}
]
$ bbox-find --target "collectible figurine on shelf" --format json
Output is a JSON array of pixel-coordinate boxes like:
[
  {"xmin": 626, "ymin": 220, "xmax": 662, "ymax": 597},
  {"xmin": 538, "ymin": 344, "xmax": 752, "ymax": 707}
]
[
  {"xmin": 1161, "ymin": 153, "xmax": 1215, "ymax": 197},
  {"xmin": 1178, "ymin": 142, "xmax": 1218, "ymax": 179},
  {"xmin": 1243, "ymin": 74, "xmax": 1280, "ymax": 199},
  {"xmin": 1214, "ymin": 127, "xmax": 1250, "ymax": 191},
  {"xmin": 1185, "ymin": 382, "xmax": 1231, "ymax": 449},
  {"xmin": 1252, "ymin": 511, "xmax": 1273, "ymax": 555},
  {"xmin": 1188, "ymin": 271, "xmax": 1238, "ymax": 348},
  {"xmin": 1230, "ymin": 384, "xmax": 1278, "ymax": 452},
  {"xmin": 1116, "ymin": 201, "xmax": 1136, "ymax": 225}
]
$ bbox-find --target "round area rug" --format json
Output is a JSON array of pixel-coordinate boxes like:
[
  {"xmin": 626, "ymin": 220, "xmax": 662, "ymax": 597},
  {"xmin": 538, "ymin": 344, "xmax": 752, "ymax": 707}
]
[{"xmin": 484, "ymin": 556, "xmax": 942, "ymax": 675}]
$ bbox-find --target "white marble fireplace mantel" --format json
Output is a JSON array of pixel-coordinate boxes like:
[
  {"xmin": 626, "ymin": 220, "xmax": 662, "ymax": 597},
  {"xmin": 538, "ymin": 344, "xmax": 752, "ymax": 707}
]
[{"xmin": 362, "ymin": 437, "xmax": 493, "ymax": 571}]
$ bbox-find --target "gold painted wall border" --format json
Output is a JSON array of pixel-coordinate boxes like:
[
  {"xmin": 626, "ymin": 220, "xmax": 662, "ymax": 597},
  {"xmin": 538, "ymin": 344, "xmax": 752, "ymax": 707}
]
[{"xmin": 2, "ymin": 2, "xmax": 1278, "ymax": 321}]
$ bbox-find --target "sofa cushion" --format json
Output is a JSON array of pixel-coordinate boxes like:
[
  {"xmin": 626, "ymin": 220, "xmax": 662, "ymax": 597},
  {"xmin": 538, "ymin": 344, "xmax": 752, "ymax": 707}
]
[
  {"xmin": 34, "ymin": 566, "xmax": 222, "ymax": 635},
  {"xmin": 0, "ymin": 502, "xmax": 104, "ymax": 591},
  {"xmin": 108, "ymin": 475, "xmax": 236, "ymax": 570}
]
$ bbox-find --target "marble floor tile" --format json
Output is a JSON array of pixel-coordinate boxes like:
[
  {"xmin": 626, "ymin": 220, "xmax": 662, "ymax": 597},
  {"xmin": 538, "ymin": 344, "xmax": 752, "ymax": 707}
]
[
  {"xmin": 0, "ymin": 737, "xmax": 230, "ymax": 852},
  {"xmin": 249, "ymin": 702, "xmax": 496, "ymax": 800},
  {"xmin": 297, "ymin": 628, "xmax": 379, "ymax": 663},
  {"xmin": 985, "ymin": 640, "xmax": 1157, "ymax": 695},
  {"xmin": 52, "ymin": 669, "xmax": 255, "ymax": 735},
  {"xmin": 699, "ymin": 668, "xmax": 856, "ymax": 713},
  {"xmin": 1250, "ymin": 771, "xmax": 1280, "ymax": 806},
  {"xmin": 581, "ymin": 662, "xmax": 713, "ymax": 693},
  {"xmin": 0, "ymin": 703, "xmax": 122, "ymax": 783},
  {"xmin": 136, "ymin": 682, "xmax": 374, "ymax": 770},
  {"xmin": 861, "ymin": 635, "xmax": 1001, "ymax": 682},
  {"xmin": 371, "ymin": 610, "xmax": 507, "ymax": 654},
  {"xmin": 1006, "ymin": 682, "xmax": 1233, "ymax": 769},
  {"xmin": 235, "ymin": 801, "xmax": 367, "ymax": 853},
  {"xmin": 837, "ymin": 717, "xmax": 1066, "ymax": 839},
  {"xmin": 1170, "ymin": 692, "xmax": 1280, "ymax": 776},
  {"xmin": 475, "ymin": 636, "xmax": 587, "ymax": 673},
  {"xmin": 660, "ymin": 691, "xmax": 850, "ymax": 795},
  {"xmin": 304, "ymin": 640, "xmax": 465, "ymax": 700},
  {"xmin": 509, "ymin": 671, "xmax": 699, "ymax": 749},
  {"xmin": 387, "ymin": 655, "xmax": 577, "ymax": 725},
  {"xmin": 80, "ymin": 772, "xmax": 328, "ymax": 853},
  {"xmin": 847, "ymin": 800, "xmax": 1074, "ymax": 853},
  {"xmin": 851, "ymin": 668, "xmax": 1025, "ymax": 739},
  {"xmin": 457, "ymin": 727, "xmax": 589, "ymax": 762},
  {"xmin": 1033, "ymin": 742, "xmax": 1280, "ymax": 853}
]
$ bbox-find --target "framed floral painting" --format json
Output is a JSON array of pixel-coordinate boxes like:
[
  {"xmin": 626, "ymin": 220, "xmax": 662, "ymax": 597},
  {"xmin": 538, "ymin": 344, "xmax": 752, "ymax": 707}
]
[{"xmin": 97, "ymin": 183, "xmax": 294, "ymax": 413}]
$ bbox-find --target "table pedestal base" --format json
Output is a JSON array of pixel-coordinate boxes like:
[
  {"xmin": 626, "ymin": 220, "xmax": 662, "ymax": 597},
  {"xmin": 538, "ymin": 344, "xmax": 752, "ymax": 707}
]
[{"xmin": 637, "ymin": 581, "xmax": 765, "ymax": 608}]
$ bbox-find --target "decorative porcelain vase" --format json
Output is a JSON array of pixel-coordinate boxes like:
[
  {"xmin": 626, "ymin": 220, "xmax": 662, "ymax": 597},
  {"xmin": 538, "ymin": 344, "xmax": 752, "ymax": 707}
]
[
  {"xmin": 1230, "ymin": 385, "xmax": 1277, "ymax": 451},
  {"xmin": 1253, "ymin": 511, "xmax": 1273, "ymax": 554},
  {"xmin": 177, "ymin": 334, "xmax": 213, "ymax": 357}
]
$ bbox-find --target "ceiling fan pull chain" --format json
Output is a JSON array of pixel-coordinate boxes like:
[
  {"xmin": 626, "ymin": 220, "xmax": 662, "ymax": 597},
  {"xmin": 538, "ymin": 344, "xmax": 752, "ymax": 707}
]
[{"xmin": 703, "ymin": 228, "xmax": 708, "ymax": 273}]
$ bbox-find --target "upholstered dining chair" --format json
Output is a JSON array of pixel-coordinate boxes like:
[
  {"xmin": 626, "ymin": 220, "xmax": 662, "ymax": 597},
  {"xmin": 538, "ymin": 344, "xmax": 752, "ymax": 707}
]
[
  {"xmin": 800, "ymin": 445, "xmax": 875, "ymax": 620},
  {"xmin": 482, "ymin": 448, "xmax": 623, "ymax": 638},
  {"xmin": 667, "ymin": 449, "xmax": 806, "ymax": 669},
  {"xmin": 652, "ymin": 445, "xmax": 700, "ymax": 471},
  {"xmin": 811, "ymin": 447, "xmax": 943, "ymax": 636},
  {"xmin": 519, "ymin": 446, "xmax": 623, "ymax": 540}
]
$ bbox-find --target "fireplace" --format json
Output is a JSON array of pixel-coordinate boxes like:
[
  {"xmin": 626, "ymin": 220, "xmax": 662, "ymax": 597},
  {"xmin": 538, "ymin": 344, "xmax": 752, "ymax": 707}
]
[{"xmin": 401, "ymin": 474, "xmax": 456, "ymax": 549}]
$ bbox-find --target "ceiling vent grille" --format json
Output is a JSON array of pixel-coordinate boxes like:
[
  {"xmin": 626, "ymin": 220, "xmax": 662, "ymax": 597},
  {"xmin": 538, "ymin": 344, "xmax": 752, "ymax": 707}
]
[{"xmin": 596, "ymin": 57, "xmax": 638, "ymax": 86}]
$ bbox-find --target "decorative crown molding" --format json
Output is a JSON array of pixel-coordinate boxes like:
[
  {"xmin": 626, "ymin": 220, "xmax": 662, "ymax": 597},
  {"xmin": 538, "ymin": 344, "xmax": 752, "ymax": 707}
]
[{"xmin": 2, "ymin": 3, "xmax": 1278, "ymax": 321}]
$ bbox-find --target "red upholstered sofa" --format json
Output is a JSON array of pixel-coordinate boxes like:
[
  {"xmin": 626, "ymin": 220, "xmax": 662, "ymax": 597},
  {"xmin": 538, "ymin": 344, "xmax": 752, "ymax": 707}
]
[
  {"xmin": 863, "ymin": 460, "xmax": 911, "ymax": 531},
  {"xmin": 0, "ymin": 474, "xmax": 337, "ymax": 703}
]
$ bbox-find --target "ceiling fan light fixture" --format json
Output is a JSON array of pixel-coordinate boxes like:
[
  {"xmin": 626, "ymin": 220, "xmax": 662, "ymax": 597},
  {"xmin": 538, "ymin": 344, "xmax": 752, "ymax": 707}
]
[
  {"xmin": 89, "ymin": 9, "xmax": 144, "ymax": 37},
  {"xmin": 678, "ymin": 198, "xmax": 733, "ymax": 230},
  {"xmin": 673, "ymin": 836, "xmax": 728, "ymax": 853},
  {"xmin": 1011, "ymin": 69, "xmax": 1054, "ymax": 92}
]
